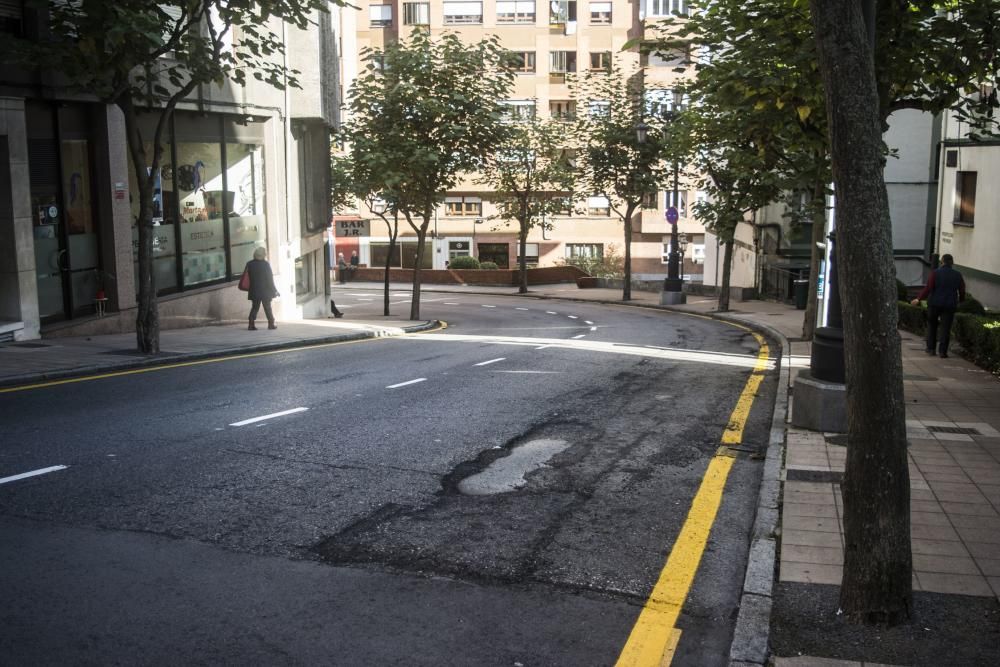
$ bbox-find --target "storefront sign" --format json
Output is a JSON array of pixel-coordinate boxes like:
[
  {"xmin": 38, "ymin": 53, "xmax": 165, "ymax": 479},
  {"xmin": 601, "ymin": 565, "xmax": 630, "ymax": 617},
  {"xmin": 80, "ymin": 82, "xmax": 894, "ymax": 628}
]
[{"xmin": 335, "ymin": 219, "xmax": 370, "ymax": 237}]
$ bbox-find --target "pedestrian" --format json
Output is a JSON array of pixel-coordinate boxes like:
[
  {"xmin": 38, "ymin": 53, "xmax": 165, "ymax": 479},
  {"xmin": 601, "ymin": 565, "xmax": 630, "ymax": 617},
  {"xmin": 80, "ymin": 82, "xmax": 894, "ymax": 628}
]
[
  {"xmin": 911, "ymin": 253, "xmax": 966, "ymax": 358},
  {"xmin": 349, "ymin": 250, "xmax": 359, "ymax": 280},
  {"xmin": 337, "ymin": 252, "xmax": 348, "ymax": 284},
  {"xmin": 245, "ymin": 246, "xmax": 279, "ymax": 330}
]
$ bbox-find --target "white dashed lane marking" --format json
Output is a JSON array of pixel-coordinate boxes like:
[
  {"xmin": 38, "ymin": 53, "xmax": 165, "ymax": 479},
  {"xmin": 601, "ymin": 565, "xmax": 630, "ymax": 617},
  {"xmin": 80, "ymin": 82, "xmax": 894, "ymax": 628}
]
[
  {"xmin": 386, "ymin": 378, "xmax": 427, "ymax": 389},
  {"xmin": 572, "ymin": 334, "xmax": 586, "ymax": 339},
  {"xmin": 516, "ymin": 307, "xmax": 529, "ymax": 311},
  {"xmin": 482, "ymin": 305, "xmax": 496, "ymax": 308},
  {"xmin": 230, "ymin": 407, "xmax": 309, "ymax": 427},
  {"xmin": 546, "ymin": 311, "xmax": 557, "ymax": 315},
  {"xmin": 568, "ymin": 315, "xmax": 578, "ymax": 319},
  {"xmin": 0, "ymin": 465, "xmax": 68, "ymax": 486},
  {"xmin": 475, "ymin": 358, "xmax": 506, "ymax": 367}
]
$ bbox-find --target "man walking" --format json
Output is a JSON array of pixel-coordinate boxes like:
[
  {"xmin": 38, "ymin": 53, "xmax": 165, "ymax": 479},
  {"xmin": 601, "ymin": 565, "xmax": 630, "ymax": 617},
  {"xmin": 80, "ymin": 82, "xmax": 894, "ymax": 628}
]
[{"xmin": 911, "ymin": 254, "xmax": 966, "ymax": 358}]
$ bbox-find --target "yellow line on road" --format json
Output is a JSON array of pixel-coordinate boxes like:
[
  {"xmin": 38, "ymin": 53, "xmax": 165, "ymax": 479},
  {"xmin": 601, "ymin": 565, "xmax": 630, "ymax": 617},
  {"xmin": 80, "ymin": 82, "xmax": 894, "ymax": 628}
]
[
  {"xmin": 616, "ymin": 332, "xmax": 770, "ymax": 667},
  {"xmin": 0, "ymin": 323, "xmax": 447, "ymax": 394}
]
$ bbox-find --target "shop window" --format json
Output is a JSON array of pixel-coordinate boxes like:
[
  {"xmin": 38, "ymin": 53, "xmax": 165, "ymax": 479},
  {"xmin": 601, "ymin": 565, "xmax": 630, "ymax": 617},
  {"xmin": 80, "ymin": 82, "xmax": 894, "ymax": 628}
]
[
  {"xmin": 295, "ymin": 252, "xmax": 314, "ymax": 302},
  {"xmin": 478, "ymin": 243, "xmax": 510, "ymax": 268},
  {"xmin": 227, "ymin": 141, "xmax": 266, "ymax": 272},
  {"xmin": 443, "ymin": 1, "xmax": 482, "ymax": 24},
  {"xmin": 955, "ymin": 171, "xmax": 976, "ymax": 225},
  {"xmin": 589, "ymin": 1, "xmax": 611, "ymax": 24},
  {"xmin": 497, "ymin": 0, "xmax": 535, "ymax": 23}
]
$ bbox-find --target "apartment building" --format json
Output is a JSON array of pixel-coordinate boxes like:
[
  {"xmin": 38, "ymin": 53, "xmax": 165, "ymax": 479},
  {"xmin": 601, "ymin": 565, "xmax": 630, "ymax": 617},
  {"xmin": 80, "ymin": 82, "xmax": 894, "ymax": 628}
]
[
  {"xmin": 335, "ymin": 0, "xmax": 706, "ymax": 280},
  {"xmin": 0, "ymin": 3, "xmax": 340, "ymax": 341}
]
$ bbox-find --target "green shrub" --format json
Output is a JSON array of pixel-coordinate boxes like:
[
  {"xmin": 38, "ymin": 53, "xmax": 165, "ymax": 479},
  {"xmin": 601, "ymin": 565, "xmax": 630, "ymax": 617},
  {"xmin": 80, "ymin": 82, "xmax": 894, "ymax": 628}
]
[
  {"xmin": 896, "ymin": 279, "xmax": 908, "ymax": 302},
  {"xmin": 957, "ymin": 294, "xmax": 986, "ymax": 315},
  {"xmin": 449, "ymin": 255, "xmax": 480, "ymax": 270},
  {"xmin": 953, "ymin": 314, "xmax": 1000, "ymax": 375},
  {"xmin": 479, "ymin": 261, "xmax": 499, "ymax": 270},
  {"xmin": 897, "ymin": 301, "xmax": 927, "ymax": 336}
]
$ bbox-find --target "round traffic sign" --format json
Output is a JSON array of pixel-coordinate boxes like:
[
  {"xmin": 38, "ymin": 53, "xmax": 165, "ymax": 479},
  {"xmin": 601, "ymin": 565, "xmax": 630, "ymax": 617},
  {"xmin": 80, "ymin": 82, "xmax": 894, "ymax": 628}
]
[{"xmin": 666, "ymin": 206, "xmax": 679, "ymax": 224}]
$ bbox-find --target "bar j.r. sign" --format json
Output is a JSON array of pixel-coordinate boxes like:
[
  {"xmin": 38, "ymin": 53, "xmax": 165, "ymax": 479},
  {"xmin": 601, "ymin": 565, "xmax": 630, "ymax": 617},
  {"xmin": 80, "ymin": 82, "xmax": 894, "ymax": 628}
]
[{"xmin": 335, "ymin": 219, "xmax": 371, "ymax": 237}]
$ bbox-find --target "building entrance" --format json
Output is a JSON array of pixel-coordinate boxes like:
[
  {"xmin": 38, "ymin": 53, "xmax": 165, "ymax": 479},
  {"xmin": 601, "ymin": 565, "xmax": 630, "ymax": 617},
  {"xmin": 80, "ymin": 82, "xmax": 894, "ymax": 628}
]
[{"xmin": 27, "ymin": 103, "xmax": 102, "ymax": 324}]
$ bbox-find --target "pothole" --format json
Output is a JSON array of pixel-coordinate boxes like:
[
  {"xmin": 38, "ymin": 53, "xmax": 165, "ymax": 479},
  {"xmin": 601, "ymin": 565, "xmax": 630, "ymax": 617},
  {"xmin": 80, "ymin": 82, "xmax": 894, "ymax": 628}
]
[{"xmin": 457, "ymin": 438, "xmax": 570, "ymax": 496}]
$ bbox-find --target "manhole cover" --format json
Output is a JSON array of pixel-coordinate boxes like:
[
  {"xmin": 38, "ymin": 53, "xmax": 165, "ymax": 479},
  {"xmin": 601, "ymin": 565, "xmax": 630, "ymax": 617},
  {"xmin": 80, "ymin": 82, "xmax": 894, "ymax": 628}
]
[{"xmin": 927, "ymin": 426, "xmax": 980, "ymax": 435}]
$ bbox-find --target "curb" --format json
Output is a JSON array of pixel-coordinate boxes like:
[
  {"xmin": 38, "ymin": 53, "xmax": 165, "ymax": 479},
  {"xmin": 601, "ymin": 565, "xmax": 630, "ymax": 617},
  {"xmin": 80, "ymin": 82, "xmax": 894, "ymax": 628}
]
[{"xmin": 0, "ymin": 320, "xmax": 439, "ymax": 390}]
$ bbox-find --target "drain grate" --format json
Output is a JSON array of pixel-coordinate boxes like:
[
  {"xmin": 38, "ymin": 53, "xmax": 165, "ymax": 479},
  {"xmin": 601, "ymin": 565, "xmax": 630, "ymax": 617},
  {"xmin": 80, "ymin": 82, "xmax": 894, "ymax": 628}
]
[{"xmin": 927, "ymin": 425, "xmax": 981, "ymax": 435}]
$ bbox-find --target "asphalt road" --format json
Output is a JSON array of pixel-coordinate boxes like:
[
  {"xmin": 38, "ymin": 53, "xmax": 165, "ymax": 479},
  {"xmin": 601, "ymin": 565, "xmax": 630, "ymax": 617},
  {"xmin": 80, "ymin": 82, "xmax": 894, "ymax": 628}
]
[{"xmin": 0, "ymin": 291, "xmax": 778, "ymax": 666}]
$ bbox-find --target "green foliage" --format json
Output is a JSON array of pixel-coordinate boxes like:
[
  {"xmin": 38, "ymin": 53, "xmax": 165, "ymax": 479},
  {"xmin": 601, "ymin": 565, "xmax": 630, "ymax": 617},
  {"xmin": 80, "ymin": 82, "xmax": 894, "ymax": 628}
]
[
  {"xmin": 957, "ymin": 295, "xmax": 986, "ymax": 315},
  {"xmin": 449, "ymin": 255, "xmax": 481, "ymax": 269},
  {"xmin": 479, "ymin": 261, "xmax": 500, "ymax": 270},
  {"xmin": 896, "ymin": 279, "xmax": 909, "ymax": 302},
  {"xmin": 897, "ymin": 300, "xmax": 927, "ymax": 335},
  {"xmin": 559, "ymin": 244, "xmax": 625, "ymax": 278},
  {"xmin": 954, "ymin": 315, "xmax": 1000, "ymax": 375}
]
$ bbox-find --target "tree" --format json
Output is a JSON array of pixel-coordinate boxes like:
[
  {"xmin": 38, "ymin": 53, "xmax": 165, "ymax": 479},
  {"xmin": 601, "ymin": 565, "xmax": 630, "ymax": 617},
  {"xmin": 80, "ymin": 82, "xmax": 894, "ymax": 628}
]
[
  {"xmin": 573, "ymin": 60, "xmax": 667, "ymax": 301},
  {"xmin": 479, "ymin": 116, "xmax": 576, "ymax": 293},
  {"xmin": 644, "ymin": 0, "xmax": 831, "ymax": 327},
  {"xmin": 13, "ymin": 0, "xmax": 330, "ymax": 353},
  {"xmin": 341, "ymin": 32, "xmax": 515, "ymax": 320},
  {"xmin": 810, "ymin": 0, "xmax": 912, "ymax": 625}
]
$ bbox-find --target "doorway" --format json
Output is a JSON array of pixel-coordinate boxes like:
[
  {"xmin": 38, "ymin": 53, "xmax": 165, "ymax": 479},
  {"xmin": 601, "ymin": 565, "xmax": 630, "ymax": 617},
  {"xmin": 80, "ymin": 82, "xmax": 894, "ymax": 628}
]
[{"xmin": 27, "ymin": 103, "xmax": 102, "ymax": 324}]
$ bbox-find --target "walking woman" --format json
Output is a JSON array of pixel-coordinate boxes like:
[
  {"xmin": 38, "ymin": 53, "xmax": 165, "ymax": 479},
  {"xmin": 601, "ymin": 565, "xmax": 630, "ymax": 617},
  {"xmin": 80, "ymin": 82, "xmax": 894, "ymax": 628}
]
[{"xmin": 245, "ymin": 246, "xmax": 279, "ymax": 330}]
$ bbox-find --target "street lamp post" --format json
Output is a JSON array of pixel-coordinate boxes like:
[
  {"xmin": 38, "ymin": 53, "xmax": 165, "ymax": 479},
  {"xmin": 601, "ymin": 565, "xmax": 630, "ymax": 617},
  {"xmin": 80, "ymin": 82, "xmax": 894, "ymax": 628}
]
[
  {"xmin": 659, "ymin": 112, "xmax": 685, "ymax": 305},
  {"xmin": 473, "ymin": 217, "xmax": 483, "ymax": 258}
]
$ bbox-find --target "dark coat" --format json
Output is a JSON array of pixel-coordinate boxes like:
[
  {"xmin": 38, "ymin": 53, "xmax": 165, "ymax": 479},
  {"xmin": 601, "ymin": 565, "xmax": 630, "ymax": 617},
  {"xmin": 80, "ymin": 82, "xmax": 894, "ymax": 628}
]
[{"xmin": 245, "ymin": 259, "xmax": 279, "ymax": 301}]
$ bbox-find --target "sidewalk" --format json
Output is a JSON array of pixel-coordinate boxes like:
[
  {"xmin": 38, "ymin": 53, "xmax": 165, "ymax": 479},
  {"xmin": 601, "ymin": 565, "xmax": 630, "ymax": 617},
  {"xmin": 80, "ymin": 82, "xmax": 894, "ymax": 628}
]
[{"xmin": 3, "ymin": 282, "xmax": 998, "ymax": 665}]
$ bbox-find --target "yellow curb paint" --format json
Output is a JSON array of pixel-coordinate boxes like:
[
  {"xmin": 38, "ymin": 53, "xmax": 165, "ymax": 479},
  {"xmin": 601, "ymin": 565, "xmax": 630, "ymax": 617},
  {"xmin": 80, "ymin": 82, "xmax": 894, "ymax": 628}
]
[
  {"xmin": 616, "ymin": 332, "xmax": 770, "ymax": 667},
  {"xmin": 0, "ymin": 323, "xmax": 447, "ymax": 394}
]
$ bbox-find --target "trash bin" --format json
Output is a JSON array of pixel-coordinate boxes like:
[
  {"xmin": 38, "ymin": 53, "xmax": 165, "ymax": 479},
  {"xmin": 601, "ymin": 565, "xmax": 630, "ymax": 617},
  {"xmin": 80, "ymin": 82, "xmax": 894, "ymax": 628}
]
[{"xmin": 793, "ymin": 279, "xmax": 808, "ymax": 310}]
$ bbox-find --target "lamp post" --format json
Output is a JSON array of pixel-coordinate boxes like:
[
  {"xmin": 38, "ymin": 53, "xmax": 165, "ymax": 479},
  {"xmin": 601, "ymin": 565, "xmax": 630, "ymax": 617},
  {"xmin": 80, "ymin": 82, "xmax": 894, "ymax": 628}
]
[
  {"xmin": 473, "ymin": 217, "xmax": 483, "ymax": 258},
  {"xmin": 658, "ymin": 111, "xmax": 685, "ymax": 305}
]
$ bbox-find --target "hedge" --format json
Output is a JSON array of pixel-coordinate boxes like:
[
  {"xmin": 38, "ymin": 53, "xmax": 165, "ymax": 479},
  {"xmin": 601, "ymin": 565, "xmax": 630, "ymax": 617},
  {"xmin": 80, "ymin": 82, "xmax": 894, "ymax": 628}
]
[{"xmin": 897, "ymin": 301, "xmax": 1000, "ymax": 375}]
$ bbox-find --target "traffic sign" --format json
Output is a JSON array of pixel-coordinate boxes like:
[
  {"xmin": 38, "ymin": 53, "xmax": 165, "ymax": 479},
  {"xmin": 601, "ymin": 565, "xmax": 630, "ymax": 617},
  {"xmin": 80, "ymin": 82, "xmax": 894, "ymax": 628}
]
[{"xmin": 666, "ymin": 206, "xmax": 678, "ymax": 224}]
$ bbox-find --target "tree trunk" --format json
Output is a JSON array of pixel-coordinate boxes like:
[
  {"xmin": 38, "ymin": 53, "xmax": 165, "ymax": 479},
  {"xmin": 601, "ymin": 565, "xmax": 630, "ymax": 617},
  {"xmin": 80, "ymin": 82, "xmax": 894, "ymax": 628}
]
[
  {"xmin": 383, "ymin": 213, "xmax": 398, "ymax": 317},
  {"xmin": 409, "ymin": 207, "xmax": 432, "ymax": 320},
  {"xmin": 718, "ymin": 239, "xmax": 734, "ymax": 312},
  {"xmin": 802, "ymin": 177, "xmax": 827, "ymax": 340},
  {"xmin": 811, "ymin": 0, "xmax": 911, "ymax": 625},
  {"xmin": 518, "ymin": 216, "xmax": 529, "ymax": 294},
  {"xmin": 120, "ymin": 97, "xmax": 159, "ymax": 354},
  {"xmin": 622, "ymin": 203, "xmax": 636, "ymax": 301}
]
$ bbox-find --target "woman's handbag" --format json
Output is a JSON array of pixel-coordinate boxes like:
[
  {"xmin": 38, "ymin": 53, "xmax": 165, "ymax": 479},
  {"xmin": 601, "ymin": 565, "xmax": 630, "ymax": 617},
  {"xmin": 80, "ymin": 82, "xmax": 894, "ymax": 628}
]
[{"xmin": 238, "ymin": 267, "xmax": 250, "ymax": 291}]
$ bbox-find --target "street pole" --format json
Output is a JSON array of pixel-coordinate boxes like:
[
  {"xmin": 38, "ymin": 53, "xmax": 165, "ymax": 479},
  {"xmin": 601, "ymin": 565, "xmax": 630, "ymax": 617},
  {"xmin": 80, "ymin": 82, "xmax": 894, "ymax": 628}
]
[{"xmin": 661, "ymin": 150, "xmax": 686, "ymax": 304}]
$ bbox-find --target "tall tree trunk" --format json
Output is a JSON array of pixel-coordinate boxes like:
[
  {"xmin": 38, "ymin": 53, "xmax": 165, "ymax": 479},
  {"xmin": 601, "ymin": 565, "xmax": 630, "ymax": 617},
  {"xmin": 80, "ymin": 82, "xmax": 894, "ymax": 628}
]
[
  {"xmin": 120, "ymin": 97, "xmax": 159, "ymax": 354},
  {"xmin": 409, "ymin": 207, "xmax": 432, "ymax": 320},
  {"xmin": 383, "ymin": 213, "xmax": 399, "ymax": 316},
  {"xmin": 803, "ymin": 177, "xmax": 827, "ymax": 340},
  {"xmin": 622, "ymin": 203, "xmax": 636, "ymax": 301},
  {"xmin": 718, "ymin": 239, "xmax": 734, "ymax": 312},
  {"xmin": 518, "ymin": 203, "xmax": 529, "ymax": 294},
  {"xmin": 811, "ymin": 0, "xmax": 911, "ymax": 625}
]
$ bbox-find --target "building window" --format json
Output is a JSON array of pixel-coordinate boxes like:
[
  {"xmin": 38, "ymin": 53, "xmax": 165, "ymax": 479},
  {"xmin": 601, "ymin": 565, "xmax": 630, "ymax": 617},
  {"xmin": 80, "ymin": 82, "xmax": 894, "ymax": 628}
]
[
  {"xmin": 642, "ymin": 191, "xmax": 658, "ymax": 209},
  {"xmin": 566, "ymin": 243, "xmax": 602, "ymax": 258},
  {"xmin": 445, "ymin": 196, "xmax": 483, "ymax": 216},
  {"xmin": 586, "ymin": 195, "xmax": 610, "ymax": 216},
  {"xmin": 550, "ymin": 0, "xmax": 577, "ymax": 23},
  {"xmin": 550, "ymin": 100, "xmax": 576, "ymax": 121},
  {"xmin": 496, "ymin": 0, "xmax": 535, "ymax": 23},
  {"xmin": 646, "ymin": 0, "xmax": 687, "ymax": 17},
  {"xmin": 587, "ymin": 100, "xmax": 610, "ymax": 117},
  {"xmin": 369, "ymin": 4, "xmax": 392, "ymax": 26},
  {"xmin": 645, "ymin": 88, "xmax": 687, "ymax": 117},
  {"xmin": 294, "ymin": 252, "xmax": 315, "ymax": 303},
  {"xmin": 516, "ymin": 242, "xmax": 540, "ymax": 267},
  {"xmin": 403, "ymin": 2, "xmax": 430, "ymax": 25},
  {"xmin": 955, "ymin": 171, "xmax": 977, "ymax": 225},
  {"xmin": 665, "ymin": 190, "xmax": 688, "ymax": 217},
  {"xmin": 510, "ymin": 51, "xmax": 536, "ymax": 73},
  {"xmin": 589, "ymin": 1, "xmax": 611, "ymax": 23},
  {"xmin": 550, "ymin": 50, "xmax": 577, "ymax": 74},
  {"xmin": 501, "ymin": 100, "xmax": 536, "ymax": 121},
  {"xmin": 443, "ymin": 1, "xmax": 483, "ymax": 24},
  {"xmin": 553, "ymin": 197, "xmax": 573, "ymax": 216},
  {"xmin": 589, "ymin": 51, "xmax": 612, "ymax": 71}
]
